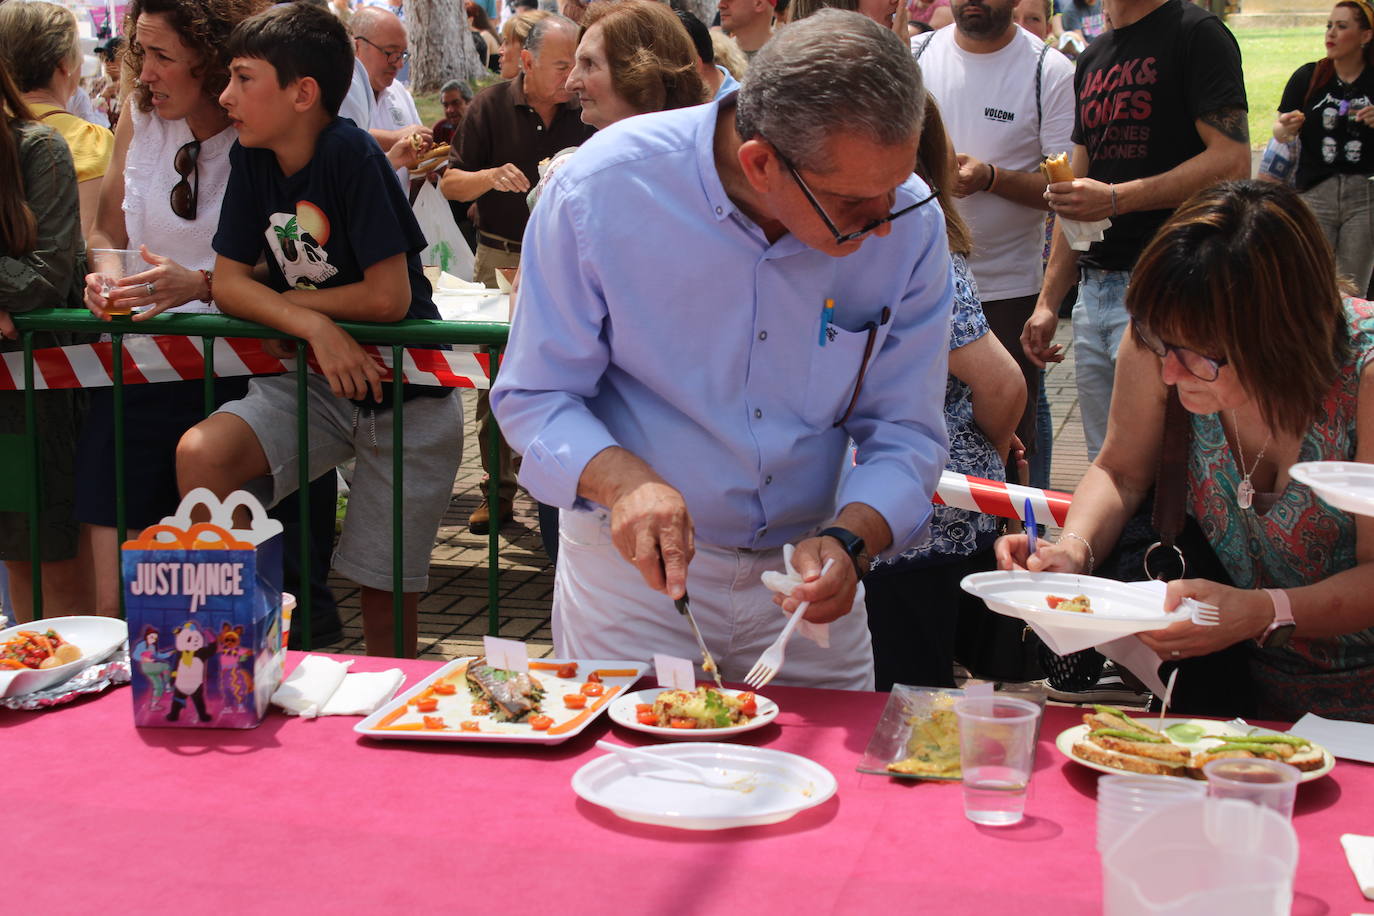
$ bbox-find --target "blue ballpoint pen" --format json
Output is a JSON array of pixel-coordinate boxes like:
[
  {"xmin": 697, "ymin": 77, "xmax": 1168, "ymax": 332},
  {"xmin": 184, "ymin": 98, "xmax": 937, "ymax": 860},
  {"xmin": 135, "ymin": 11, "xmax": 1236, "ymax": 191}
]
[{"xmin": 1024, "ymin": 497, "xmax": 1037, "ymax": 558}]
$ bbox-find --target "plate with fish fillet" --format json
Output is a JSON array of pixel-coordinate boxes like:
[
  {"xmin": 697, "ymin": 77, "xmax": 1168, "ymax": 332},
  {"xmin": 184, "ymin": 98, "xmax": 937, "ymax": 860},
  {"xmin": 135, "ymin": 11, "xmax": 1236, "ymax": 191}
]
[{"xmin": 354, "ymin": 657, "xmax": 648, "ymax": 744}]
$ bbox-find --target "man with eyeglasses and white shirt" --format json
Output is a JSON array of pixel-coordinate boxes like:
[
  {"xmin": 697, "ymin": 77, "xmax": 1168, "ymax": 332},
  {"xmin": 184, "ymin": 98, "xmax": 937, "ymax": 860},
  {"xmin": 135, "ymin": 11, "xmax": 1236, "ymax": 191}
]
[
  {"xmin": 491, "ymin": 11, "xmax": 952, "ymax": 690},
  {"xmin": 351, "ymin": 7, "xmax": 429, "ymax": 182}
]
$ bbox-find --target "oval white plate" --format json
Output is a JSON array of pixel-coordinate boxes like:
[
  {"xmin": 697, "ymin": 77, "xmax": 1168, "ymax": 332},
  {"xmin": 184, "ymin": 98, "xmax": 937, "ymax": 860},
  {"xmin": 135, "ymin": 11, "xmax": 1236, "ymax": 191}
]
[
  {"xmin": 1289, "ymin": 461, "xmax": 1374, "ymax": 518},
  {"xmin": 607, "ymin": 687, "xmax": 779, "ymax": 740},
  {"xmin": 961, "ymin": 571, "xmax": 1190, "ymax": 634},
  {"xmin": 572, "ymin": 742, "xmax": 836, "ymax": 830},
  {"xmin": 1055, "ymin": 718, "xmax": 1334, "ymax": 783},
  {"xmin": 0, "ymin": 616, "xmax": 129, "ymax": 698}
]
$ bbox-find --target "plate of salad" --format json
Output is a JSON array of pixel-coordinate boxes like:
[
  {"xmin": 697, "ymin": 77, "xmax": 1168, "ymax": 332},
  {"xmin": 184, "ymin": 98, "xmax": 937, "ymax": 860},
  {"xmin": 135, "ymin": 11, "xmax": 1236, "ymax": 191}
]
[{"xmin": 607, "ymin": 686, "xmax": 778, "ymax": 740}]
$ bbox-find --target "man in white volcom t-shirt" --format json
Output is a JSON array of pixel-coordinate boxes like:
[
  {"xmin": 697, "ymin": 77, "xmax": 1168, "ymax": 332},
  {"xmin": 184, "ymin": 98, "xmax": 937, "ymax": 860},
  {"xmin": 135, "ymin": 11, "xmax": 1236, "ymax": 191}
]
[{"xmin": 914, "ymin": 3, "xmax": 1073, "ymax": 482}]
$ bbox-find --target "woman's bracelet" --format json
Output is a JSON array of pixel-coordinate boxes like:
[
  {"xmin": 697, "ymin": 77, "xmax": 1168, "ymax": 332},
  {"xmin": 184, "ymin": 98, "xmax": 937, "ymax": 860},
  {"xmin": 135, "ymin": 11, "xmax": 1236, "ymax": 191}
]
[
  {"xmin": 985, "ymin": 163, "xmax": 997, "ymax": 193},
  {"xmin": 199, "ymin": 269, "xmax": 214, "ymax": 303},
  {"xmin": 1109, "ymin": 183, "xmax": 1119, "ymax": 217},
  {"xmin": 1059, "ymin": 531, "xmax": 1095, "ymax": 573}
]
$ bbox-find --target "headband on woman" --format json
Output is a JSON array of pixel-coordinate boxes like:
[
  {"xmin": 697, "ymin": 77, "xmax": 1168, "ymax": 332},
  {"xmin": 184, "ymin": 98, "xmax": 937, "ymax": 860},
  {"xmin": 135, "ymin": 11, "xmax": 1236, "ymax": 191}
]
[{"xmin": 1348, "ymin": 0, "xmax": 1374, "ymax": 31}]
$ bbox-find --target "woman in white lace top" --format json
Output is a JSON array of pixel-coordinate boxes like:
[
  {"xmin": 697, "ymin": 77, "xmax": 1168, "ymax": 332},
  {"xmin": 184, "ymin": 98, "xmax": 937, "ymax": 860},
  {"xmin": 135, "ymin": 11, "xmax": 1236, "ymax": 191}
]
[{"xmin": 75, "ymin": 0, "xmax": 268, "ymax": 614}]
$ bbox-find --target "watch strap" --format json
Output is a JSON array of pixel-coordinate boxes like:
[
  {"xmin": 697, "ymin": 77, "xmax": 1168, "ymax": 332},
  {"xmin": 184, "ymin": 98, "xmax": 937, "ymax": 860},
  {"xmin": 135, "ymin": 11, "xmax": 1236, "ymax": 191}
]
[
  {"xmin": 1260, "ymin": 588, "xmax": 1296, "ymax": 648},
  {"xmin": 818, "ymin": 526, "xmax": 867, "ymax": 577}
]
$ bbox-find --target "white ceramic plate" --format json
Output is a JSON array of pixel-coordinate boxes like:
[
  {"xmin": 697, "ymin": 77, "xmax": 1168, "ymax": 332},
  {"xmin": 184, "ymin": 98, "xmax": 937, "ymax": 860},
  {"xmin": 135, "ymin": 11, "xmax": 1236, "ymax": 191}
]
[
  {"xmin": 606, "ymin": 687, "xmax": 779, "ymax": 740},
  {"xmin": 0, "ymin": 616, "xmax": 129, "ymax": 698},
  {"xmin": 1056, "ymin": 717, "xmax": 1335, "ymax": 783},
  {"xmin": 961, "ymin": 571, "xmax": 1190, "ymax": 634},
  {"xmin": 1289, "ymin": 461, "xmax": 1374, "ymax": 518},
  {"xmin": 572, "ymin": 742, "xmax": 837, "ymax": 830},
  {"xmin": 354, "ymin": 657, "xmax": 647, "ymax": 745}
]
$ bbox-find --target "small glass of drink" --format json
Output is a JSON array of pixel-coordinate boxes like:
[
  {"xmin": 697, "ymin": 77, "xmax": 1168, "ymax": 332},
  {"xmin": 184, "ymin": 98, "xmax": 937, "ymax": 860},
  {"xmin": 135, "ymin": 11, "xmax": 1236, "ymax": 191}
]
[
  {"xmin": 954, "ymin": 695, "xmax": 1042, "ymax": 826},
  {"xmin": 88, "ymin": 248, "xmax": 144, "ymax": 317}
]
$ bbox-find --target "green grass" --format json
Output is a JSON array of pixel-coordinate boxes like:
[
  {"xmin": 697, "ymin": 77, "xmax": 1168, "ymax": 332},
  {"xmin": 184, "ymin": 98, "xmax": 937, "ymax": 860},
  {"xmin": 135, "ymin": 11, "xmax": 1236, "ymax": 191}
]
[{"xmin": 1231, "ymin": 26, "xmax": 1324, "ymax": 148}]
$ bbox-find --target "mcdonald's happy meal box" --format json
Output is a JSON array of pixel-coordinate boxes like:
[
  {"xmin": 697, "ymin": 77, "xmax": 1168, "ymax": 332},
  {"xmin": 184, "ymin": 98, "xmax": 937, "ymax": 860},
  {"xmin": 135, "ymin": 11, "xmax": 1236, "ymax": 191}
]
[{"xmin": 123, "ymin": 488, "xmax": 285, "ymax": 728}]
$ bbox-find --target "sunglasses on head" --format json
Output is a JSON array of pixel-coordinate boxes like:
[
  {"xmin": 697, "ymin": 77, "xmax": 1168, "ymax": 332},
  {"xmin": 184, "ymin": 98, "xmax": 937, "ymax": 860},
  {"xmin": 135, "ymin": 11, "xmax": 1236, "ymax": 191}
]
[{"xmin": 170, "ymin": 139, "xmax": 200, "ymax": 221}]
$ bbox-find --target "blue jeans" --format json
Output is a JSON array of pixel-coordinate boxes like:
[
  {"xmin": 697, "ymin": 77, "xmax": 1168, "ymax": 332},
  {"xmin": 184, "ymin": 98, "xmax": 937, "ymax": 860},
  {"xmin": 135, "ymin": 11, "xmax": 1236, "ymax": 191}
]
[
  {"xmin": 1072, "ymin": 267, "xmax": 1132, "ymax": 460},
  {"xmin": 1030, "ymin": 369, "xmax": 1052, "ymax": 490}
]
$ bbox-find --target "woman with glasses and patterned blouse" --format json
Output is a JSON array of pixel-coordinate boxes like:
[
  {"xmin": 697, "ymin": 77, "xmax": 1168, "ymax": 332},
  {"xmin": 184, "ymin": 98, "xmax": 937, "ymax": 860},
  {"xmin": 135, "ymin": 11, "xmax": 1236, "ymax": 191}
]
[
  {"xmin": 74, "ymin": 0, "xmax": 269, "ymax": 616},
  {"xmin": 996, "ymin": 180, "xmax": 1374, "ymax": 723}
]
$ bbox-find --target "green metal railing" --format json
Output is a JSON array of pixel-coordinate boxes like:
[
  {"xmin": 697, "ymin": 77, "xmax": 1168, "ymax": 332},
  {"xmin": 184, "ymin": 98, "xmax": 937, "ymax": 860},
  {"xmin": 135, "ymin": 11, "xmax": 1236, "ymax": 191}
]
[{"xmin": 7, "ymin": 308, "xmax": 510, "ymax": 657}]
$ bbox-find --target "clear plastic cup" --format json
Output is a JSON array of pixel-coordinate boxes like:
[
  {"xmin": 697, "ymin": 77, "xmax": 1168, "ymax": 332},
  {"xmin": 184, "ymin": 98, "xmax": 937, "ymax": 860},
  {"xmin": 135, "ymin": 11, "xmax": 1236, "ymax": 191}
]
[
  {"xmin": 1203, "ymin": 758, "xmax": 1301, "ymax": 820},
  {"xmin": 88, "ymin": 248, "xmax": 144, "ymax": 316},
  {"xmin": 280, "ymin": 592, "xmax": 296, "ymax": 651},
  {"xmin": 954, "ymin": 695, "xmax": 1041, "ymax": 826},
  {"xmin": 1096, "ymin": 774, "xmax": 1206, "ymax": 853}
]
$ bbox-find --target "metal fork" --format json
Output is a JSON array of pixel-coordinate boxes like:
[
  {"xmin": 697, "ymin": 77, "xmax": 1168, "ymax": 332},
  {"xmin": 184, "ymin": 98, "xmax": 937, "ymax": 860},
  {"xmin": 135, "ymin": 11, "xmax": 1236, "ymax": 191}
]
[
  {"xmin": 1184, "ymin": 598, "xmax": 1221, "ymax": 626},
  {"xmin": 744, "ymin": 558, "xmax": 835, "ymax": 690}
]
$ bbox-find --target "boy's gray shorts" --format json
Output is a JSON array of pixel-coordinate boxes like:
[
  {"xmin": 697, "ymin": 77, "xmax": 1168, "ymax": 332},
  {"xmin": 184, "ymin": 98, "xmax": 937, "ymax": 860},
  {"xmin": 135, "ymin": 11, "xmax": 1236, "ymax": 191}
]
[{"xmin": 217, "ymin": 374, "xmax": 463, "ymax": 592}]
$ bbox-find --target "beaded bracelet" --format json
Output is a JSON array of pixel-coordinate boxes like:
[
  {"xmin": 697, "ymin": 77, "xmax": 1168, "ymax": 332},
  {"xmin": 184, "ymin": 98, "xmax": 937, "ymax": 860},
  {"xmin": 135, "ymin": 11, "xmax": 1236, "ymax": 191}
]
[{"xmin": 199, "ymin": 269, "xmax": 214, "ymax": 303}]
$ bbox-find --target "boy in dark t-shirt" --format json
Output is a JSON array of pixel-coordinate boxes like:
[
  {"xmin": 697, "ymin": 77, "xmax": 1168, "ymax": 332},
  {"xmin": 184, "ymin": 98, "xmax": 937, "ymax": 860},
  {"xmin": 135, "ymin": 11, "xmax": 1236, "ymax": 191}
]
[
  {"xmin": 177, "ymin": 2, "xmax": 462, "ymax": 658},
  {"xmin": 1020, "ymin": 0, "xmax": 1248, "ymax": 461}
]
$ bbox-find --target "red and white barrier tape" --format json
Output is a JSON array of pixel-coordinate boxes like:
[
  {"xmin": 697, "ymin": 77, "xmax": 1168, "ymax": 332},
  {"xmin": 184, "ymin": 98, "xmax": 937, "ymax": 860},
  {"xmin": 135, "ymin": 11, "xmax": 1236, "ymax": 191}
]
[
  {"xmin": 0, "ymin": 336, "xmax": 492, "ymax": 391},
  {"xmin": 3, "ymin": 341, "xmax": 1073, "ymax": 524},
  {"xmin": 935, "ymin": 469, "xmax": 1072, "ymax": 525}
]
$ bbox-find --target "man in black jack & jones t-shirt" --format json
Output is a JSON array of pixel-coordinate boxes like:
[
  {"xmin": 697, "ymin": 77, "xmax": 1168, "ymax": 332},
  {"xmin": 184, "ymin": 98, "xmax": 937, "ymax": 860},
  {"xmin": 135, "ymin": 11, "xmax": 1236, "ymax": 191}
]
[{"xmin": 1020, "ymin": 0, "xmax": 1250, "ymax": 460}]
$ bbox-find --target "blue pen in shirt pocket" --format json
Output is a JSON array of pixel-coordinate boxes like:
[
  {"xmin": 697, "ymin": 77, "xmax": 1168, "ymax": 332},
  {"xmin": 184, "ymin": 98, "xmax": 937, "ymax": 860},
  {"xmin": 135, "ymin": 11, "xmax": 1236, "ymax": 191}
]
[{"xmin": 819, "ymin": 297, "xmax": 835, "ymax": 346}]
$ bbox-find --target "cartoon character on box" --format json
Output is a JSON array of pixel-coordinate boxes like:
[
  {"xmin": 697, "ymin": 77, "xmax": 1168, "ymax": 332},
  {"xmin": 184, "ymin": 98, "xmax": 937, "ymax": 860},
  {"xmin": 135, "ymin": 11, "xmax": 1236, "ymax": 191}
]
[
  {"xmin": 218, "ymin": 623, "xmax": 254, "ymax": 712},
  {"xmin": 132, "ymin": 625, "xmax": 175, "ymax": 710},
  {"xmin": 167, "ymin": 621, "xmax": 216, "ymax": 723}
]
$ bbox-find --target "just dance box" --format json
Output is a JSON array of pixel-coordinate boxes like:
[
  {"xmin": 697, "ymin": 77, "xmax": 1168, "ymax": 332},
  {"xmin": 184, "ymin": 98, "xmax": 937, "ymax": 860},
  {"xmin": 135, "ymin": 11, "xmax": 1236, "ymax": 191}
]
[{"xmin": 124, "ymin": 488, "xmax": 285, "ymax": 728}]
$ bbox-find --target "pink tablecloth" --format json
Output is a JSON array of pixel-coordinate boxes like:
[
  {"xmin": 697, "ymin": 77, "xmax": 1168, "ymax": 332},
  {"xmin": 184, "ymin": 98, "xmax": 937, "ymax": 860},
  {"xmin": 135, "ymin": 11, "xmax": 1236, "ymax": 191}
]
[{"xmin": 1, "ymin": 653, "xmax": 1367, "ymax": 914}]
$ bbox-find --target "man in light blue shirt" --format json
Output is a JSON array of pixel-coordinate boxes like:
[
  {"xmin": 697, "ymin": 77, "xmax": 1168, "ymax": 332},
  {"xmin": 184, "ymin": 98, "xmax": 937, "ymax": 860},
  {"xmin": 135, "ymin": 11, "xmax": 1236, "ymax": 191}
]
[{"xmin": 492, "ymin": 11, "xmax": 953, "ymax": 688}]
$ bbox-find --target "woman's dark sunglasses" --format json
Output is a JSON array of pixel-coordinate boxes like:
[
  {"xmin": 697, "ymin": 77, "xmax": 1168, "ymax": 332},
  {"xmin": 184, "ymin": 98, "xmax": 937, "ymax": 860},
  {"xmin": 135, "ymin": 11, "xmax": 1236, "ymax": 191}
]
[
  {"xmin": 170, "ymin": 139, "xmax": 200, "ymax": 221},
  {"xmin": 1135, "ymin": 322, "xmax": 1229, "ymax": 381}
]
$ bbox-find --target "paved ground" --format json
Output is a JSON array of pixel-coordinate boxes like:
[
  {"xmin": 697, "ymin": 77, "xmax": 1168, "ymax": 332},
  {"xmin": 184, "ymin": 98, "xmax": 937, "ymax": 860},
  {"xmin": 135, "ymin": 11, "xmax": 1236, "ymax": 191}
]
[{"xmin": 322, "ymin": 317, "xmax": 1087, "ymax": 661}]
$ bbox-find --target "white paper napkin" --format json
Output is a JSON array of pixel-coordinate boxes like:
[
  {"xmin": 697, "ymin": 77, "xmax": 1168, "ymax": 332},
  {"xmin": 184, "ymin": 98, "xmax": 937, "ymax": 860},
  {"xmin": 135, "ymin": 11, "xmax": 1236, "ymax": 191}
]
[
  {"xmin": 1340, "ymin": 834, "xmax": 1374, "ymax": 900},
  {"xmin": 759, "ymin": 544, "xmax": 830, "ymax": 648},
  {"xmin": 272, "ymin": 655, "xmax": 352, "ymax": 717},
  {"xmin": 320, "ymin": 669, "xmax": 405, "ymax": 716},
  {"xmin": 270, "ymin": 655, "xmax": 403, "ymax": 719},
  {"xmin": 1059, "ymin": 216, "xmax": 1112, "ymax": 251},
  {"xmin": 1290, "ymin": 712, "xmax": 1374, "ymax": 763}
]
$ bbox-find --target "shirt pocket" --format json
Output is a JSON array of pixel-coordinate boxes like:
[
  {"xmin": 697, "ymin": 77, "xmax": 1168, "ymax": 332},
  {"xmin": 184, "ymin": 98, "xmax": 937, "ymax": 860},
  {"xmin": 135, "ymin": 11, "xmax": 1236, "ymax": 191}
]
[
  {"xmin": 559, "ymin": 507, "xmax": 613, "ymax": 549},
  {"xmin": 801, "ymin": 320, "xmax": 887, "ymax": 431}
]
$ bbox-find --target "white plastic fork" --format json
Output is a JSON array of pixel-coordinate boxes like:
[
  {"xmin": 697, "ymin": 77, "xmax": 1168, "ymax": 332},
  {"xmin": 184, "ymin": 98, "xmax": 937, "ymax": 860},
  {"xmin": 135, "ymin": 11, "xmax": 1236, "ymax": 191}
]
[
  {"xmin": 744, "ymin": 557, "xmax": 836, "ymax": 690},
  {"xmin": 594, "ymin": 740, "xmax": 745, "ymax": 790},
  {"xmin": 1184, "ymin": 598, "xmax": 1221, "ymax": 626}
]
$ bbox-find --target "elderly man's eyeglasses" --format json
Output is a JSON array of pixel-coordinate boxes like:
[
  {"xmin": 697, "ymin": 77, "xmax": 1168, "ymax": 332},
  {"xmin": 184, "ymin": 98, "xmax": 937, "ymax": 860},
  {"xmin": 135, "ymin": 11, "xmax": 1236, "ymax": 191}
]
[
  {"xmin": 355, "ymin": 36, "xmax": 410, "ymax": 66},
  {"xmin": 772, "ymin": 148, "xmax": 940, "ymax": 245},
  {"xmin": 1135, "ymin": 323, "xmax": 1229, "ymax": 381}
]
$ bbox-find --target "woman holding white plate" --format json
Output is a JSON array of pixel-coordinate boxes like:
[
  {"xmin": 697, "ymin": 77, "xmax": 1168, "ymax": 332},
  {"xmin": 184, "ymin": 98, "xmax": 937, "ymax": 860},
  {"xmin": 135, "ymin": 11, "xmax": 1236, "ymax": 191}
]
[{"xmin": 995, "ymin": 180, "xmax": 1374, "ymax": 724}]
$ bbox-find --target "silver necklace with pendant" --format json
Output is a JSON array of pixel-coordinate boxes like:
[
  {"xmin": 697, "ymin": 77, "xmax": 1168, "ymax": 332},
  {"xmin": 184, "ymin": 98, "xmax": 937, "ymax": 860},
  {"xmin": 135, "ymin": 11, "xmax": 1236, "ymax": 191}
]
[{"xmin": 1229, "ymin": 410, "xmax": 1271, "ymax": 510}]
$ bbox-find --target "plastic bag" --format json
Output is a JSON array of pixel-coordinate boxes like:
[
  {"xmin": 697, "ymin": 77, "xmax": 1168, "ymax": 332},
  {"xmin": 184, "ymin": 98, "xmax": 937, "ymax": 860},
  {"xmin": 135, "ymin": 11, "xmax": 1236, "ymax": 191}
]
[
  {"xmin": 412, "ymin": 181, "xmax": 475, "ymax": 280},
  {"xmin": 1258, "ymin": 137, "xmax": 1299, "ymax": 186}
]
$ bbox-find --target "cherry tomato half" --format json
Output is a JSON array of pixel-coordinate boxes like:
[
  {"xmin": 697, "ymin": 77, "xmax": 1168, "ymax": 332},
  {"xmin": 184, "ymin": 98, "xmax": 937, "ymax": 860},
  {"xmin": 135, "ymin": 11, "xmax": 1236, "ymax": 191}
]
[
  {"xmin": 460, "ymin": 720, "xmax": 481, "ymax": 732},
  {"xmin": 415, "ymin": 698, "xmax": 439, "ymax": 713},
  {"xmin": 528, "ymin": 714, "xmax": 554, "ymax": 730},
  {"xmin": 586, "ymin": 671, "xmax": 602, "ymax": 683},
  {"xmin": 669, "ymin": 717, "xmax": 697, "ymax": 729},
  {"xmin": 563, "ymin": 694, "xmax": 587, "ymax": 709},
  {"xmin": 580, "ymin": 682, "xmax": 605, "ymax": 697},
  {"xmin": 636, "ymin": 711, "xmax": 660, "ymax": 726},
  {"xmin": 556, "ymin": 663, "xmax": 578, "ymax": 679}
]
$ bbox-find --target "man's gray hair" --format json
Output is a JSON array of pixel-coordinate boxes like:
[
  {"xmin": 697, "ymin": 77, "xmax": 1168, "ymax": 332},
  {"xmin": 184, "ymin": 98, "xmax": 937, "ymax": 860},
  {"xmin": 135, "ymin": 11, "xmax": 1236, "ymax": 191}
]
[
  {"xmin": 440, "ymin": 79, "xmax": 474, "ymax": 99},
  {"xmin": 736, "ymin": 10, "xmax": 925, "ymax": 172},
  {"xmin": 524, "ymin": 13, "xmax": 578, "ymax": 58}
]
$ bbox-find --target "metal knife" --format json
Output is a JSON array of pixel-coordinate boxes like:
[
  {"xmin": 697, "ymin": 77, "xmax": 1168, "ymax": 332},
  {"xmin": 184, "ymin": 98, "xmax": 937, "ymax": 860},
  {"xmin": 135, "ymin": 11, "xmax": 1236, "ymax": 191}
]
[{"xmin": 675, "ymin": 590, "xmax": 725, "ymax": 689}]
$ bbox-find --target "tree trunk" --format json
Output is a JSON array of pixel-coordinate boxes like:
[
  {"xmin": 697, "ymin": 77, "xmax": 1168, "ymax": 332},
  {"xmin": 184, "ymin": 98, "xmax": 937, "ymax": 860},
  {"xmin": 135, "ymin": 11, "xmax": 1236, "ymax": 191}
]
[{"xmin": 407, "ymin": 0, "xmax": 485, "ymax": 95}]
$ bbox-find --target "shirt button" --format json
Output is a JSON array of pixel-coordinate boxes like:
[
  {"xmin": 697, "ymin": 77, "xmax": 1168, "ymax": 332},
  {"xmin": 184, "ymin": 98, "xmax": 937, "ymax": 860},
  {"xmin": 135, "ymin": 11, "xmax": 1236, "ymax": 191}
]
[
  {"xmin": 754, "ymin": 409, "xmax": 762, "ymax": 419},
  {"xmin": 758, "ymin": 331, "xmax": 767, "ymax": 341},
  {"xmin": 765, "ymin": 475, "xmax": 773, "ymax": 485},
  {"xmin": 715, "ymin": 206, "xmax": 723, "ymax": 215}
]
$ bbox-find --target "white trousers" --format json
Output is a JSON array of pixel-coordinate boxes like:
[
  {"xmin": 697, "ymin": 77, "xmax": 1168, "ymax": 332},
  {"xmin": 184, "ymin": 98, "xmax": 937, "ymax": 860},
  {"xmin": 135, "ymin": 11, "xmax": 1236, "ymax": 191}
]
[{"xmin": 553, "ymin": 509, "xmax": 875, "ymax": 691}]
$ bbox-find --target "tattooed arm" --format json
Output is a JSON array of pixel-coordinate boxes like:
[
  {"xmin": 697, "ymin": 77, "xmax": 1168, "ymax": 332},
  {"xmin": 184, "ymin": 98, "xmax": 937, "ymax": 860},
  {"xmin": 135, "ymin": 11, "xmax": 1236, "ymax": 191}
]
[{"xmin": 1043, "ymin": 107, "xmax": 1252, "ymax": 222}]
